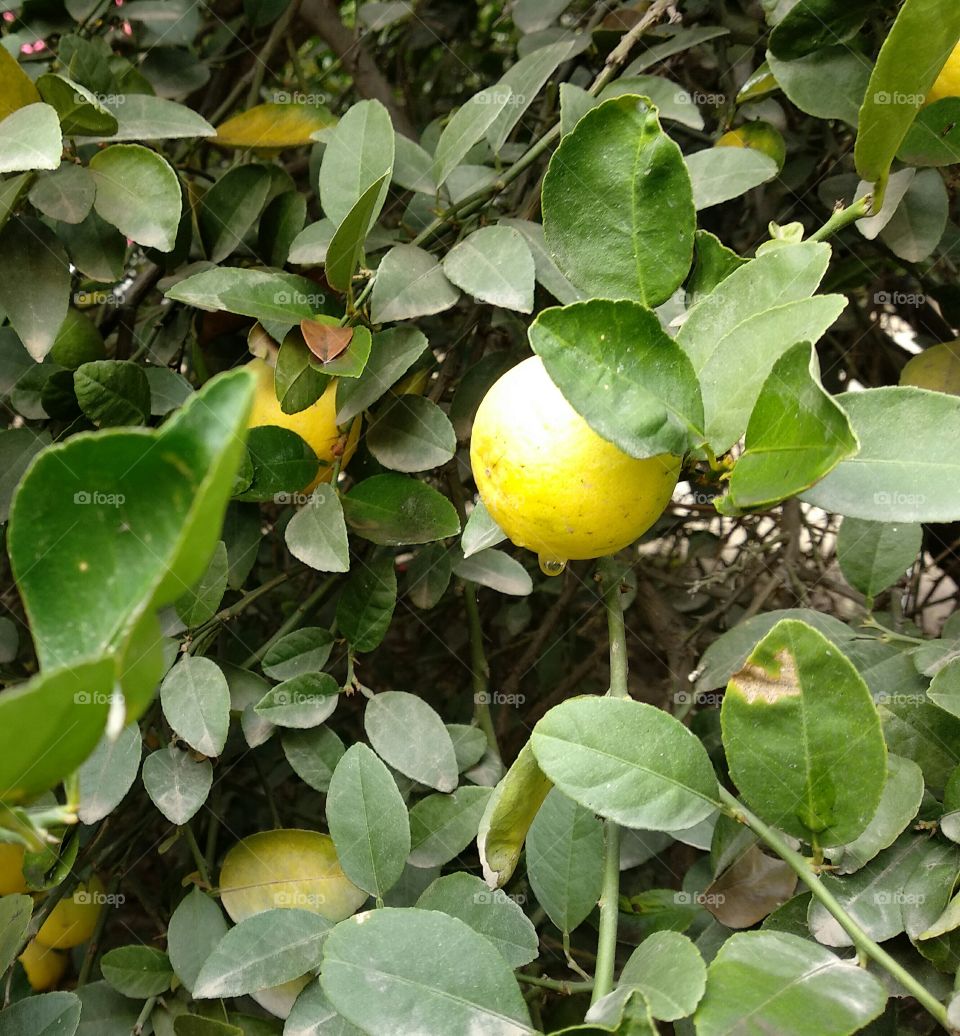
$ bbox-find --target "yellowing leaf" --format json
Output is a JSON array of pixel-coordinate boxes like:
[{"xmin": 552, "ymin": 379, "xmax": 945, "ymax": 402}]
[
  {"xmin": 215, "ymin": 103, "xmax": 337, "ymax": 149},
  {"xmin": 0, "ymin": 47, "xmax": 40, "ymax": 121}
]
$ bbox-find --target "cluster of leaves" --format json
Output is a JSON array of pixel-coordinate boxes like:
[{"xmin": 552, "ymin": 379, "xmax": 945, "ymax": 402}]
[{"xmin": 2, "ymin": 0, "xmax": 960, "ymax": 1033}]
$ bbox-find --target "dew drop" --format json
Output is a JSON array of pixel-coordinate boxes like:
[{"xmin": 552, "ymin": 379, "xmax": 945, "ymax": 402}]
[{"xmin": 538, "ymin": 555, "xmax": 566, "ymax": 577}]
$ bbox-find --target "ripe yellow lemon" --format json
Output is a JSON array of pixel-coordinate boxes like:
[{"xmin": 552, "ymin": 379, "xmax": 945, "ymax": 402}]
[
  {"xmin": 247, "ymin": 359, "xmax": 360, "ymax": 490},
  {"xmin": 927, "ymin": 42, "xmax": 960, "ymax": 105},
  {"xmin": 219, "ymin": 829, "xmax": 367, "ymax": 923},
  {"xmin": 35, "ymin": 876, "xmax": 104, "ymax": 949},
  {"xmin": 717, "ymin": 121, "xmax": 786, "ymax": 169},
  {"xmin": 19, "ymin": 939, "xmax": 67, "ymax": 991},
  {"xmin": 0, "ymin": 842, "xmax": 28, "ymax": 895},
  {"xmin": 470, "ymin": 357, "xmax": 680, "ymax": 565}
]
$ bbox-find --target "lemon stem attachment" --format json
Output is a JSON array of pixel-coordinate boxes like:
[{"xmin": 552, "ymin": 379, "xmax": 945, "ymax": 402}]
[{"xmin": 591, "ymin": 556, "xmax": 629, "ymax": 1006}]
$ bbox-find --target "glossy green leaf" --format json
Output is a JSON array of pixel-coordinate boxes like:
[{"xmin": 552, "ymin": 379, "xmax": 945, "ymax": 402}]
[
  {"xmin": 367, "ymin": 395, "xmax": 456, "ymax": 473},
  {"xmin": 725, "ymin": 343, "xmax": 858, "ymax": 509},
  {"xmin": 837, "ymin": 518, "xmax": 922, "ymax": 599},
  {"xmin": 160, "ymin": 657, "xmax": 230, "ymax": 757},
  {"xmin": 694, "ymin": 931, "xmax": 886, "ymax": 1036},
  {"xmin": 262, "ymin": 628, "xmax": 334, "ymax": 682},
  {"xmin": 175, "ymin": 540, "xmax": 228, "ymax": 627},
  {"xmin": 236, "ymin": 426, "xmax": 318, "ymax": 503},
  {"xmin": 0, "ymin": 895, "xmax": 33, "ymax": 976},
  {"xmin": 0, "ymin": 992, "xmax": 81, "ymax": 1036},
  {"xmin": 37, "ymin": 73, "xmax": 117, "ymax": 135},
  {"xmin": 76, "ymin": 723, "xmax": 142, "ymax": 824},
  {"xmin": 342, "ymin": 475, "xmax": 459, "ymax": 546},
  {"xmin": 685, "ymin": 147, "xmax": 778, "ymax": 210},
  {"xmin": 101, "ymin": 946, "xmax": 173, "ymax": 998},
  {"xmin": 487, "ymin": 40, "xmax": 573, "ymax": 150},
  {"xmin": 899, "ymin": 97, "xmax": 960, "ymax": 166},
  {"xmin": 336, "ymin": 555, "xmax": 397, "ymax": 652},
  {"xmin": 526, "ymin": 788, "xmax": 603, "ymax": 934},
  {"xmin": 407, "ymin": 543, "xmax": 454, "ymax": 610},
  {"xmin": 542, "ymin": 95, "xmax": 695, "ymax": 307},
  {"xmin": 408, "ymin": 786, "xmax": 493, "ymax": 867},
  {"xmin": 254, "ymin": 672, "xmax": 339, "ymax": 728},
  {"xmin": 282, "ymin": 726, "xmax": 345, "ymax": 794},
  {"xmin": 601, "ymin": 75, "xmax": 705, "ymax": 129},
  {"xmin": 879, "ymin": 167, "xmax": 948, "ymax": 263},
  {"xmin": 676, "ymin": 241, "xmax": 845, "ymax": 454},
  {"xmin": 928, "ymin": 658, "xmax": 960, "ymax": 720},
  {"xmin": 99, "ymin": 93, "xmax": 216, "ymax": 140},
  {"xmin": 0, "ymin": 216, "xmax": 70, "ymax": 361},
  {"xmin": 619, "ymin": 931, "xmax": 706, "ymax": 1021},
  {"xmin": 74, "ymin": 360, "xmax": 150, "ymax": 427},
  {"xmin": 721, "ymin": 619, "xmax": 886, "ymax": 845},
  {"xmin": 769, "ymin": 0, "xmax": 875, "ymax": 60},
  {"xmin": 198, "ymin": 164, "xmax": 271, "ymax": 263},
  {"xmin": 803, "ymin": 387, "xmax": 960, "ymax": 521},
  {"xmin": 0, "ymin": 103, "xmax": 62, "ymax": 173},
  {"xmin": 58, "ymin": 209, "xmax": 126, "ymax": 281},
  {"xmin": 89, "ymin": 144, "xmax": 181, "ymax": 251},
  {"xmin": 320, "ymin": 908, "xmax": 533, "ymax": 1035},
  {"xmin": 393, "ymin": 132, "xmax": 437, "ymax": 194},
  {"xmin": 499, "ymin": 217, "xmax": 583, "ymax": 305},
  {"xmin": 194, "ymin": 908, "xmax": 331, "ymax": 998},
  {"xmin": 327, "ymin": 744, "xmax": 410, "ymax": 899},
  {"xmin": 285, "ymin": 485, "xmax": 350, "ymax": 573},
  {"xmin": 442, "ymin": 225, "xmax": 535, "ymax": 313},
  {"xmin": 453, "ymin": 550, "xmax": 532, "ymax": 596},
  {"xmin": 335, "ymin": 327, "xmax": 429, "ymax": 424},
  {"xmin": 880, "ymin": 694, "xmax": 960, "ymax": 794},
  {"xmin": 529, "ymin": 298, "xmax": 704, "ymax": 459},
  {"xmin": 854, "ymin": 0, "xmax": 960, "ymax": 186},
  {"xmin": 767, "ymin": 48, "xmax": 871, "ymax": 126},
  {"xmin": 370, "ymin": 245, "xmax": 460, "ymax": 324},
  {"xmin": 433, "ymin": 86, "xmax": 514, "ymax": 187},
  {"xmin": 531, "ymin": 696, "xmax": 719, "ymax": 830},
  {"xmin": 285, "ymin": 981, "xmax": 364, "ymax": 1036},
  {"xmin": 166, "ymin": 267, "xmax": 326, "ymax": 323},
  {"xmin": 168, "ymin": 889, "xmax": 229, "ymax": 996},
  {"xmin": 461, "ymin": 501, "xmax": 507, "ymax": 558},
  {"xmin": 275, "ymin": 330, "xmax": 330, "ymax": 415},
  {"xmin": 319, "ymin": 99, "xmax": 394, "ymax": 227},
  {"xmin": 326, "ymin": 174, "xmax": 389, "ymax": 293},
  {"xmin": 142, "ymin": 746, "xmax": 212, "ymax": 824},
  {"xmin": 416, "ymin": 872, "xmax": 538, "ymax": 967},
  {"xmin": 364, "ymin": 691, "xmax": 458, "ymax": 793}
]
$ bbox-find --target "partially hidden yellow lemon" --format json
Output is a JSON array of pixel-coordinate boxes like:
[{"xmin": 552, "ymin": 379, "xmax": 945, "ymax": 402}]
[
  {"xmin": 219, "ymin": 829, "xmax": 367, "ymax": 924},
  {"xmin": 470, "ymin": 357, "xmax": 681, "ymax": 565},
  {"xmin": 247, "ymin": 359, "xmax": 360, "ymax": 491},
  {"xmin": 35, "ymin": 876, "xmax": 104, "ymax": 949},
  {"xmin": 0, "ymin": 842, "xmax": 28, "ymax": 895},
  {"xmin": 900, "ymin": 340, "xmax": 960, "ymax": 395},
  {"xmin": 927, "ymin": 42, "xmax": 960, "ymax": 105},
  {"xmin": 19, "ymin": 939, "xmax": 67, "ymax": 991},
  {"xmin": 717, "ymin": 121, "xmax": 786, "ymax": 169}
]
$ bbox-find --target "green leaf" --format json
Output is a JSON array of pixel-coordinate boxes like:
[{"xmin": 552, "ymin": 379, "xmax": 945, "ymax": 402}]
[
  {"xmin": 254, "ymin": 672, "xmax": 339, "ymax": 728},
  {"xmin": 542, "ymin": 95, "xmax": 695, "ymax": 308},
  {"xmin": 531, "ymin": 697, "xmax": 719, "ymax": 830},
  {"xmin": 526, "ymin": 788, "xmax": 603, "ymax": 934},
  {"xmin": 433, "ymin": 86, "xmax": 514, "ymax": 186},
  {"xmin": 487, "ymin": 40, "xmax": 574, "ymax": 151},
  {"xmin": 0, "ymin": 430, "xmax": 51, "ymax": 524},
  {"xmin": 58, "ymin": 209, "xmax": 126, "ymax": 281},
  {"xmin": 285, "ymin": 982, "xmax": 364, "ymax": 1036},
  {"xmin": 676, "ymin": 241, "xmax": 845, "ymax": 454},
  {"xmin": 275, "ymin": 330, "xmax": 330, "ymax": 414},
  {"xmin": 364, "ymin": 691, "xmax": 458, "ymax": 793},
  {"xmin": 929, "ymin": 659, "xmax": 960, "ymax": 720},
  {"xmin": 76, "ymin": 723, "xmax": 142, "ymax": 824},
  {"xmin": 335, "ymin": 327, "xmax": 428, "ymax": 424},
  {"xmin": 370, "ymin": 245, "xmax": 460, "ymax": 324},
  {"xmin": 0, "ymin": 216, "xmax": 70, "ymax": 361},
  {"xmin": 282, "ymin": 726, "xmax": 345, "ymax": 793},
  {"xmin": 453, "ymin": 549, "xmax": 532, "ymax": 596},
  {"xmin": 258, "ymin": 190, "xmax": 307, "ymax": 267},
  {"xmin": 36, "ymin": 73, "xmax": 117, "ymax": 135},
  {"xmin": 408, "ymin": 786, "xmax": 493, "ymax": 867},
  {"xmin": 367, "ymin": 395, "xmax": 456, "ymax": 473},
  {"xmin": 160, "ymin": 657, "xmax": 230, "ymax": 758},
  {"xmin": 899, "ymin": 97, "xmax": 960, "ymax": 166},
  {"xmin": 769, "ymin": 0, "xmax": 875, "ymax": 60},
  {"xmin": 442, "ymin": 226, "xmax": 535, "ymax": 313},
  {"xmin": 687, "ymin": 230, "xmax": 748, "ymax": 305},
  {"xmin": 262, "ymin": 629, "xmax": 334, "ymax": 683},
  {"xmin": 694, "ymin": 931, "xmax": 886, "ymax": 1036},
  {"xmin": 168, "ymin": 889, "xmax": 229, "ymax": 996},
  {"xmin": 326, "ymin": 174, "xmax": 389, "ymax": 293},
  {"xmin": 166, "ymin": 267, "xmax": 326, "ymax": 323},
  {"xmin": 319, "ymin": 99, "xmax": 394, "ymax": 228},
  {"xmin": 601, "ymin": 75, "xmax": 705, "ymax": 129},
  {"xmin": 89, "ymin": 144, "xmax": 181, "ymax": 251},
  {"xmin": 721, "ymin": 619, "xmax": 886, "ymax": 845},
  {"xmin": 343, "ymin": 475, "xmax": 460, "ymax": 546},
  {"xmin": 98, "ymin": 94, "xmax": 216, "ymax": 140},
  {"xmin": 198, "ymin": 164, "xmax": 271, "ymax": 263},
  {"xmin": 767, "ymin": 47, "xmax": 871, "ymax": 126},
  {"xmin": 685, "ymin": 147, "xmax": 778, "ymax": 210},
  {"xmin": 619, "ymin": 932, "xmax": 707, "ymax": 1021},
  {"xmin": 285, "ymin": 485, "xmax": 350, "ymax": 573},
  {"xmin": 407, "ymin": 543, "xmax": 454, "ymax": 610},
  {"xmin": 461, "ymin": 501, "xmax": 507, "ymax": 558},
  {"xmin": 879, "ymin": 167, "xmax": 948, "ymax": 263},
  {"xmin": 142, "ymin": 746, "xmax": 212, "ymax": 824},
  {"xmin": 803, "ymin": 387, "xmax": 960, "ymax": 520},
  {"xmin": 0, "ymin": 992, "xmax": 81, "ymax": 1036},
  {"xmin": 499, "ymin": 217, "xmax": 584, "ymax": 305},
  {"xmin": 194, "ymin": 908, "xmax": 331, "ymax": 999},
  {"xmin": 336, "ymin": 555, "xmax": 397, "ymax": 652},
  {"xmin": 236, "ymin": 426, "xmax": 318, "ymax": 503},
  {"xmin": 837, "ymin": 518, "xmax": 922, "ymax": 599},
  {"xmin": 326, "ymin": 744, "xmax": 410, "ymax": 899},
  {"xmin": 0, "ymin": 895, "xmax": 33, "ymax": 975},
  {"xmin": 74, "ymin": 360, "xmax": 151, "ymax": 427},
  {"xmin": 854, "ymin": 0, "xmax": 960, "ymax": 186},
  {"xmin": 416, "ymin": 872, "xmax": 538, "ymax": 968},
  {"xmin": 320, "ymin": 908, "xmax": 533, "ymax": 1035},
  {"xmin": 101, "ymin": 946, "xmax": 173, "ymax": 998},
  {"xmin": 175, "ymin": 540, "xmax": 228, "ymax": 627},
  {"xmin": 448, "ymin": 724, "xmax": 488, "ymax": 773},
  {"xmin": 478, "ymin": 741, "xmax": 553, "ymax": 888},
  {"xmin": 0, "ymin": 103, "xmax": 62, "ymax": 173},
  {"xmin": 725, "ymin": 343, "xmax": 859, "ymax": 509},
  {"xmin": 529, "ymin": 299, "xmax": 704, "ymax": 459},
  {"xmin": 393, "ymin": 132, "xmax": 437, "ymax": 194}
]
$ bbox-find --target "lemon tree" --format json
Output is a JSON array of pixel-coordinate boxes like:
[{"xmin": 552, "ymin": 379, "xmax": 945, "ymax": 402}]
[{"xmin": 2, "ymin": 2, "xmax": 960, "ymax": 1034}]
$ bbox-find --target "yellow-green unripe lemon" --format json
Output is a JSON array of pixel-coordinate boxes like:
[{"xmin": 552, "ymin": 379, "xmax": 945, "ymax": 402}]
[
  {"xmin": 927, "ymin": 42, "xmax": 960, "ymax": 105},
  {"xmin": 469, "ymin": 356, "xmax": 680, "ymax": 565},
  {"xmin": 716, "ymin": 121, "xmax": 786, "ymax": 170}
]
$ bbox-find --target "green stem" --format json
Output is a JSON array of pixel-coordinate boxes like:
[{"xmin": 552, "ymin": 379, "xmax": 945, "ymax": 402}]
[
  {"xmin": 241, "ymin": 574, "xmax": 339, "ymax": 668},
  {"xmin": 518, "ymin": 974, "xmax": 594, "ymax": 994},
  {"xmin": 463, "ymin": 580, "xmax": 501, "ymax": 760},
  {"xmin": 600, "ymin": 557, "xmax": 629, "ymax": 699},
  {"xmin": 182, "ymin": 825, "xmax": 211, "ymax": 888},
  {"xmin": 189, "ymin": 570, "xmax": 294, "ymax": 653},
  {"xmin": 717, "ymin": 786, "xmax": 951, "ymax": 1032},
  {"xmin": 133, "ymin": 996, "xmax": 158, "ymax": 1035},
  {"xmin": 809, "ymin": 193, "xmax": 873, "ymax": 242}
]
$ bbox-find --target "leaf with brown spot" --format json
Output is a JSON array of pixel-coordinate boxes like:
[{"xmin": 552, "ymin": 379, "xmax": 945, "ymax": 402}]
[
  {"xmin": 704, "ymin": 843, "xmax": 797, "ymax": 928},
  {"xmin": 301, "ymin": 319, "xmax": 353, "ymax": 363}
]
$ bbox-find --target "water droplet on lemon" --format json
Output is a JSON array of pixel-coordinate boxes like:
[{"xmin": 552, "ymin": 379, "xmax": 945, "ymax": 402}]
[{"xmin": 538, "ymin": 556, "xmax": 566, "ymax": 576}]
